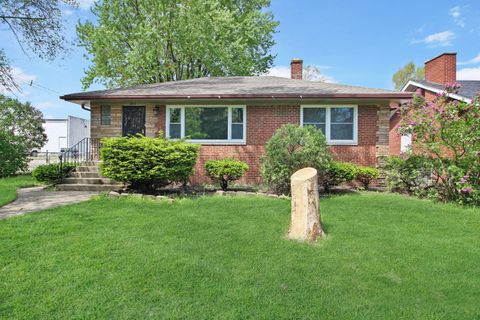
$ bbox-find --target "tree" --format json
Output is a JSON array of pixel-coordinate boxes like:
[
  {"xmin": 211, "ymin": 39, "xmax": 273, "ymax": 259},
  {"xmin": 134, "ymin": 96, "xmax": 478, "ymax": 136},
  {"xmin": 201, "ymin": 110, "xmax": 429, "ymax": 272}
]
[
  {"xmin": 0, "ymin": 95, "xmax": 47, "ymax": 150},
  {"xmin": 0, "ymin": 0, "xmax": 77, "ymax": 92},
  {"xmin": 392, "ymin": 61, "xmax": 425, "ymax": 90},
  {"xmin": 397, "ymin": 84, "xmax": 480, "ymax": 205},
  {"xmin": 303, "ymin": 65, "xmax": 329, "ymax": 82},
  {"xmin": 77, "ymin": 0, "xmax": 279, "ymax": 89},
  {"xmin": 0, "ymin": 131, "xmax": 29, "ymax": 177}
]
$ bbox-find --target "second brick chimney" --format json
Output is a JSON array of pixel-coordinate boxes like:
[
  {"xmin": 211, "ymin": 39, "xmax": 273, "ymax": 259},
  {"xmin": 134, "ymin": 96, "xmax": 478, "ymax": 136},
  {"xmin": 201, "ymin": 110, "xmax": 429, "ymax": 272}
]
[
  {"xmin": 290, "ymin": 58, "xmax": 303, "ymax": 80},
  {"xmin": 425, "ymin": 53, "xmax": 457, "ymax": 84}
]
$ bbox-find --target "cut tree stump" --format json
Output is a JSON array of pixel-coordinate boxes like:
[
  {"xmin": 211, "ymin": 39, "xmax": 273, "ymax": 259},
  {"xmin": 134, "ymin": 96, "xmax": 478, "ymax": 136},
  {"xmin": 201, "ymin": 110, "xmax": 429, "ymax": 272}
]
[{"xmin": 288, "ymin": 167, "xmax": 325, "ymax": 241}]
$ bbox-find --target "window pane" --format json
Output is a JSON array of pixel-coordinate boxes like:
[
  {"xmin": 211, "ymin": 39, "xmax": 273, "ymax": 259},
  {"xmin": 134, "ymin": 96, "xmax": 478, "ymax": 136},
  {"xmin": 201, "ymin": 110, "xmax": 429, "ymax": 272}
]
[
  {"xmin": 185, "ymin": 107, "xmax": 228, "ymax": 140},
  {"xmin": 331, "ymin": 107, "xmax": 354, "ymax": 123},
  {"xmin": 170, "ymin": 108, "xmax": 181, "ymax": 123},
  {"xmin": 169, "ymin": 124, "xmax": 181, "ymax": 139},
  {"xmin": 232, "ymin": 108, "xmax": 243, "ymax": 123},
  {"xmin": 101, "ymin": 105, "xmax": 111, "ymax": 125},
  {"xmin": 331, "ymin": 123, "xmax": 354, "ymax": 140},
  {"xmin": 303, "ymin": 108, "xmax": 326, "ymax": 123},
  {"xmin": 231, "ymin": 123, "xmax": 243, "ymax": 139},
  {"xmin": 304, "ymin": 123, "xmax": 326, "ymax": 134}
]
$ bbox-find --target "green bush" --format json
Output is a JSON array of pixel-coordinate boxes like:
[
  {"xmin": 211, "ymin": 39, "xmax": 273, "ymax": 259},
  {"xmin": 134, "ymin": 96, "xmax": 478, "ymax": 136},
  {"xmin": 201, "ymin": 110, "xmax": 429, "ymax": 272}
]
[
  {"xmin": 204, "ymin": 158, "xmax": 249, "ymax": 191},
  {"xmin": 319, "ymin": 161, "xmax": 357, "ymax": 192},
  {"xmin": 0, "ymin": 131, "xmax": 29, "ymax": 177},
  {"xmin": 100, "ymin": 135, "xmax": 200, "ymax": 192},
  {"xmin": 355, "ymin": 166, "xmax": 380, "ymax": 190},
  {"xmin": 32, "ymin": 163, "xmax": 76, "ymax": 184},
  {"xmin": 383, "ymin": 155, "xmax": 436, "ymax": 196},
  {"xmin": 261, "ymin": 124, "xmax": 331, "ymax": 195}
]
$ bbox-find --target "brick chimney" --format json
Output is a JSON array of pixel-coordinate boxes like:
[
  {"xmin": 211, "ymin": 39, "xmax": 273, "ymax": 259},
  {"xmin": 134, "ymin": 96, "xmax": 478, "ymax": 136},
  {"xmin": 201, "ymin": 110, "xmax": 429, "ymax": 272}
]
[
  {"xmin": 290, "ymin": 58, "xmax": 303, "ymax": 80},
  {"xmin": 425, "ymin": 53, "xmax": 456, "ymax": 84}
]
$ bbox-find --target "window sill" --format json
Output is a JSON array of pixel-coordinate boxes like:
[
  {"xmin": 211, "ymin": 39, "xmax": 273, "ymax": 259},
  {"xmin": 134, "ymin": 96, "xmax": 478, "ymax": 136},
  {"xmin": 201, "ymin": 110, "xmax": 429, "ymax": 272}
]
[
  {"xmin": 327, "ymin": 141, "xmax": 358, "ymax": 146},
  {"xmin": 186, "ymin": 140, "xmax": 247, "ymax": 145}
]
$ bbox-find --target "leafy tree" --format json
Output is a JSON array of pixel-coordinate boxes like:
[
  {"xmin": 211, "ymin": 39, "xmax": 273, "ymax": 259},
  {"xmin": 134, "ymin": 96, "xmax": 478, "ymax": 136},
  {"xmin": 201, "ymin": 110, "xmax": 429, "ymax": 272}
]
[
  {"xmin": 0, "ymin": 95, "xmax": 47, "ymax": 150},
  {"xmin": 0, "ymin": 0, "xmax": 77, "ymax": 91},
  {"xmin": 0, "ymin": 131, "xmax": 29, "ymax": 177},
  {"xmin": 397, "ymin": 84, "xmax": 480, "ymax": 205},
  {"xmin": 392, "ymin": 61, "xmax": 425, "ymax": 90},
  {"xmin": 77, "ymin": 0, "xmax": 279, "ymax": 89}
]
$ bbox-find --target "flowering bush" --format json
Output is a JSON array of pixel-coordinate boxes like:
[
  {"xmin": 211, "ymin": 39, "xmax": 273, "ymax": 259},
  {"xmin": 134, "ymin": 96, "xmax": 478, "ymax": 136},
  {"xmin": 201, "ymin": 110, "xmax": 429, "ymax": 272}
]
[{"xmin": 397, "ymin": 83, "xmax": 480, "ymax": 206}]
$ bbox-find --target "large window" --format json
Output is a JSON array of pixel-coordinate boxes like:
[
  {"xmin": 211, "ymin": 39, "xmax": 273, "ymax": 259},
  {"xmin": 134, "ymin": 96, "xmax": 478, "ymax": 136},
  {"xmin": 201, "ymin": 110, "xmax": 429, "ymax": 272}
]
[
  {"xmin": 301, "ymin": 105, "xmax": 357, "ymax": 144},
  {"xmin": 166, "ymin": 106, "xmax": 246, "ymax": 143}
]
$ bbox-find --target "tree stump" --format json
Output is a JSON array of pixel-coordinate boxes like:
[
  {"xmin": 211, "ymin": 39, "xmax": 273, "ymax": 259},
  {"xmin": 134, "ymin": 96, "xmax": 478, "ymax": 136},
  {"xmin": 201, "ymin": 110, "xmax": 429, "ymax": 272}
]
[{"xmin": 288, "ymin": 167, "xmax": 325, "ymax": 241}]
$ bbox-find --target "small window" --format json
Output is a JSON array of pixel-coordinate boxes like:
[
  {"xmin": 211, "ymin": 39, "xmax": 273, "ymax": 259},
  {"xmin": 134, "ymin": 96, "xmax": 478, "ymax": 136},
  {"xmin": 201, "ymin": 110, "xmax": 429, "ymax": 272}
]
[
  {"xmin": 301, "ymin": 105, "xmax": 357, "ymax": 144},
  {"xmin": 101, "ymin": 105, "xmax": 111, "ymax": 126}
]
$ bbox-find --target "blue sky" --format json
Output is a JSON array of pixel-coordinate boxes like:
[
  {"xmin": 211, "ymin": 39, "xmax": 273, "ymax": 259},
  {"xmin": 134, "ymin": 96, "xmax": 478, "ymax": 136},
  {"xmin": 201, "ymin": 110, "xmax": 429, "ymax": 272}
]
[{"xmin": 1, "ymin": 0, "xmax": 480, "ymax": 120}]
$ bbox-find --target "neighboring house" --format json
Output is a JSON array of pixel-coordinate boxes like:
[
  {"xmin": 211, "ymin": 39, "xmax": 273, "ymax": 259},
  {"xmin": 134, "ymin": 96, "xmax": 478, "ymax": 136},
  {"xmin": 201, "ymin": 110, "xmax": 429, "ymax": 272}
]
[
  {"xmin": 61, "ymin": 59, "xmax": 410, "ymax": 184},
  {"xmin": 34, "ymin": 116, "xmax": 90, "ymax": 155},
  {"xmin": 389, "ymin": 52, "xmax": 480, "ymax": 155}
]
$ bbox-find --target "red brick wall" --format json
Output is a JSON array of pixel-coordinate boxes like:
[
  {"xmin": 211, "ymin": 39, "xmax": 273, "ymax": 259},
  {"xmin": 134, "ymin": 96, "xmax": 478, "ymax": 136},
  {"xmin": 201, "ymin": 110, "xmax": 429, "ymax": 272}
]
[
  {"xmin": 425, "ymin": 53, "xmax": 456, "ymax": 84},
  {"xmin": 153, "ymin": 105, "xmax": 382, "ymax": 184}
]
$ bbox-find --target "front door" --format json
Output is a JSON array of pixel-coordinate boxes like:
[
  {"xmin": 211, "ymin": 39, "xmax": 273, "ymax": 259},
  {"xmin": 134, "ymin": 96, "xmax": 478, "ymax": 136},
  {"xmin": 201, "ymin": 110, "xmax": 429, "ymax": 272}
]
[{"xmin": 122, "ymin": 106, "xmax": 145, "ymax": 136}]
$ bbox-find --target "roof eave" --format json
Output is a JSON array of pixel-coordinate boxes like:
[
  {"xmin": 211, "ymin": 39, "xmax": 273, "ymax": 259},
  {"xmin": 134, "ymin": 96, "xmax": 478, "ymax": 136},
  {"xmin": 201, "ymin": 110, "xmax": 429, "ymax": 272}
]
[
  {"xmin": 402, "ymin": 80, "xmax": 472, "ymax": 103},
  {"xmin": 60, "ymin": 93, "xmax": 412, "ymax": 102}
]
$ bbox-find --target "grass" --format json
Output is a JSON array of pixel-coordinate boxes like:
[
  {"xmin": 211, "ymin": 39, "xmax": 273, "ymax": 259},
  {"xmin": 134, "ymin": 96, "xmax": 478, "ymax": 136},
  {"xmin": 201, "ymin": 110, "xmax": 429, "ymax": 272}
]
[
  {"xmin": 0, "ymin": 175, "xmax": 39, "ymax": 206},
  {"xmin": 0, "ymin": 192, "xmax": 479, "ymax": 319}
]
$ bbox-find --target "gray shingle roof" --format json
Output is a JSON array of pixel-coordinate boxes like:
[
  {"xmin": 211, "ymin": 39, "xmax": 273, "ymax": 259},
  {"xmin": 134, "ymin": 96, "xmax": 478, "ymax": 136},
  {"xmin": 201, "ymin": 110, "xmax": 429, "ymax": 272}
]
[
  {"xmin": 409, "ymin": 79, "xmax": 480, "ymax": 100},
  {"xmin": 61, "ymin": 76, "xmax": 409, "ymax": 101}
]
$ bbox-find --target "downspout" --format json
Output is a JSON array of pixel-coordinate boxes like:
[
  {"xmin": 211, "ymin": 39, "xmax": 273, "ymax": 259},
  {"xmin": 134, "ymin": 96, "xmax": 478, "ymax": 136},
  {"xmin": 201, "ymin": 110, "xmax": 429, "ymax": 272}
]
[{"xmin": 81, "ymin": 103, "xmax": 91, "ymax": 112}]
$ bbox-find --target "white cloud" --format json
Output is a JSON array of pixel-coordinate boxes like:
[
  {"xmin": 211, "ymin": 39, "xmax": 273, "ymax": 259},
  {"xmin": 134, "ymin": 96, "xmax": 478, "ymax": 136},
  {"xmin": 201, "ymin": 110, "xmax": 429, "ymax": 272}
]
[
  {"xmin": 457, "ymin": 67, "xmax": 480, "ymax": 80},
  {"xmin": 62, "ymin": 9, "xmax": 74, "ymax": 16},
  {"xmin": 78, "ymin": 0, "xmax": 95, "ymax": 10},
  {"xmin": 412, "ymin": 31, "xmax": 455, "ymax": 47},
  {"xmin": 449, "ymin": 6, "xmax": 465, "ymax": 27},
  {"xmin": 36, "ymin": 102, "xmax": 61, "ymax": 110},
  {"xmin": 263, "ymin": 65, "xmax": 336, "ymax": 83},
  {"xmin": 458, "ymin": 53, "xmax": 480, "ymax": 65},
  {"xmin": 0, "ymin": 67, "xmax": 37, "ymax": 95}
]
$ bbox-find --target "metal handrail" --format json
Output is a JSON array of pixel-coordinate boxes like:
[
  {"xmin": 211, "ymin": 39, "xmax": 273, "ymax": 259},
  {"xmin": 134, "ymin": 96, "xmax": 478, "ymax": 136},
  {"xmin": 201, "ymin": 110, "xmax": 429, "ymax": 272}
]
[{"xmin": 59, "ymin": 138, "xmax": 101, "ymax": 175}]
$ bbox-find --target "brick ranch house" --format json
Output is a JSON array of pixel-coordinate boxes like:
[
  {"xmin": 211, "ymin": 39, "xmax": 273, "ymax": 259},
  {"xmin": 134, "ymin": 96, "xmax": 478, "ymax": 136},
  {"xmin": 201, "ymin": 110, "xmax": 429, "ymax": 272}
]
[
  {"xmin": 61, "ymin": 59, "xmax": 411, "ymax": 184},
  {"xmin": 389, "ymin": 52, "xmax": 480, "ymax": 155}
]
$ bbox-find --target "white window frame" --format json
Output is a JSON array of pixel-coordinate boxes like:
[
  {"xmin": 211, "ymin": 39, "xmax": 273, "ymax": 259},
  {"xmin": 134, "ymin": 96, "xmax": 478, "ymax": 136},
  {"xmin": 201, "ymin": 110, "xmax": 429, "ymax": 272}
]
[
  {"xmin": 166, "ymin": 105, "xmax": 246, "ymax": 144},
  {"xmin": 301, "ymin": 105, "xmax": 358, "ymax": 145}
]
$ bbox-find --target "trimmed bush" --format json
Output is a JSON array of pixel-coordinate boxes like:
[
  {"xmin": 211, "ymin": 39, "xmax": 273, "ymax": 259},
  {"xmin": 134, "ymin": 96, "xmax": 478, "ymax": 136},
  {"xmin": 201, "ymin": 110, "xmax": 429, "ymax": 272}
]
[
  {"xmin": 355, "ymin": 166, "xmax": 380, "ymax": 190},
  {"xmin": 261, "ymin": 124, "xmax": 331, "ymax": 195},
  {"xmin": 383, "ymin": 155, "xmax": 435, "ymax": 196},
  {"xmin": 205, "ymin": 158, "xmax": 249, "ymax": 191},
  {"xmin": 32, "ymin": 163, "xmax": 76, "ymax": 184},
  {"xmin": 319, "ymin": 161, "xmax": 357, "ymax": 192},
  {"xmin": 100, "ymin": 135, "xmax": 200, "ymax": 192}
]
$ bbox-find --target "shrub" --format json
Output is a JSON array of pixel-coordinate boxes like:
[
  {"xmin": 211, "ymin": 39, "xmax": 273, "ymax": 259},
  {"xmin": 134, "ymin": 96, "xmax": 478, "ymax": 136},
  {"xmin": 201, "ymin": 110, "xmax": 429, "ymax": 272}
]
[
  {"xmin": 100, "ymin": 135, "xmax": 200, "ymax": 192},
  {"xmin": 319, "ymin": 161, "xmax": 357, "ymax": 192},
  {"xmin": 0, "ymin": 131, "xmax": 29, "ymax": 177},
  {"xmin": 383, "ymin": 155, "xmax": 435, "ymax": 196},
  {"xmin": 355, "ymin": 166, "xmax": 380, "ymax": 190},
  {"xmin": 261, "ymin": 124, "xmax": 331, "ymax": 195},
  {"xmin": 204, "ymin": 158, "xmax": 249, "ymax": 191},
  {"xmin": 32, "ymin": 163, "xmax": 76, "ymax": 184}
]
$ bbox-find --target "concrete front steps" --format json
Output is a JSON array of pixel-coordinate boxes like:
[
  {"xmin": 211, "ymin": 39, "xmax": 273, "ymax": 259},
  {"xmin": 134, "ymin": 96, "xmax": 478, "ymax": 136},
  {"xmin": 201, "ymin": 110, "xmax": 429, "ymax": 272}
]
[{"xmin": 56, "ymin": 162, "xmax": 124, "ymax": 192}]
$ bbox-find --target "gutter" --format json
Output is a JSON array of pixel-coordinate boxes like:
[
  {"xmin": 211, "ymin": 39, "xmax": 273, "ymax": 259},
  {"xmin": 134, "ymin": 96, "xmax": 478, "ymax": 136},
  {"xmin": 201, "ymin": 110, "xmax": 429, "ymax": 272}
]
[{"xmin": 61, "ymin": 92, "xmax": 412, "ymax": 101}]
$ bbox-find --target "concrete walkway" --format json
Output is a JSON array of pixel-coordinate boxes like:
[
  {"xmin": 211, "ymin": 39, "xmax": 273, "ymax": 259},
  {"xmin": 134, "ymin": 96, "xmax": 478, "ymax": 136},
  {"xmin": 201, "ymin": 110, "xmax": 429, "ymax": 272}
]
[{"xmin": 0, "ymin": 187, "xmax": 98, "ymax": 220}]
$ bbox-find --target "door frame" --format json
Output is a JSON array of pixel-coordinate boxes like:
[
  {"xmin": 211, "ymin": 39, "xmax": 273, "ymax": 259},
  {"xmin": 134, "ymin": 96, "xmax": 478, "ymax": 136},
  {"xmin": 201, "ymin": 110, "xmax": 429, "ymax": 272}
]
[{"xmin": 122, "ymin": 105, "xmax": 146, "ymax": 136}]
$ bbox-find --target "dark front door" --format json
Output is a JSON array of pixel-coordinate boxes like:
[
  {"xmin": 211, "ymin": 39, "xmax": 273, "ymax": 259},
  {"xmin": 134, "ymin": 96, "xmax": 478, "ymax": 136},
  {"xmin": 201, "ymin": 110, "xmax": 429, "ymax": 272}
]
[{"xmin": 122, "ymin": 106, "xmax": 145, "ymax": 136}]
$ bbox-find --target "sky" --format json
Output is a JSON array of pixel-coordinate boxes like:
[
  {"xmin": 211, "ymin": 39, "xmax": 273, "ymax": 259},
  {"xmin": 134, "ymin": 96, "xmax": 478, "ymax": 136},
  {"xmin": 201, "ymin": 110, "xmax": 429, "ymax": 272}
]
[{"xmin": 1, "ymin": 0, "xmax": 480, "ymax": 120}]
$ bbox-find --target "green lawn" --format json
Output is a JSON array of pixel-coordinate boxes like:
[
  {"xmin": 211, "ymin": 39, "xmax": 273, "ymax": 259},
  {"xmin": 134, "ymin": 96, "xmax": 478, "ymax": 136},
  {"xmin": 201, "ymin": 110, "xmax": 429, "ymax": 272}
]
[
  {"xmin": 0, "ymin": 192, "xmax": 479, "ymax": 319},
  {"xmin": 0, "ymin": 175, "xmax": 39, "ymax": 206}
]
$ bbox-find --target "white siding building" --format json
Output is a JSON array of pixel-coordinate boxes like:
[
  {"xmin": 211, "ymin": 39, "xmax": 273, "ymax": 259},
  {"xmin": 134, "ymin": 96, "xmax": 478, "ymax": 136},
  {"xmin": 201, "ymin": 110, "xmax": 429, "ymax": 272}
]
[{"xmin": 39, "ymin": 116, "xmax": 90, "ymax": 153}]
